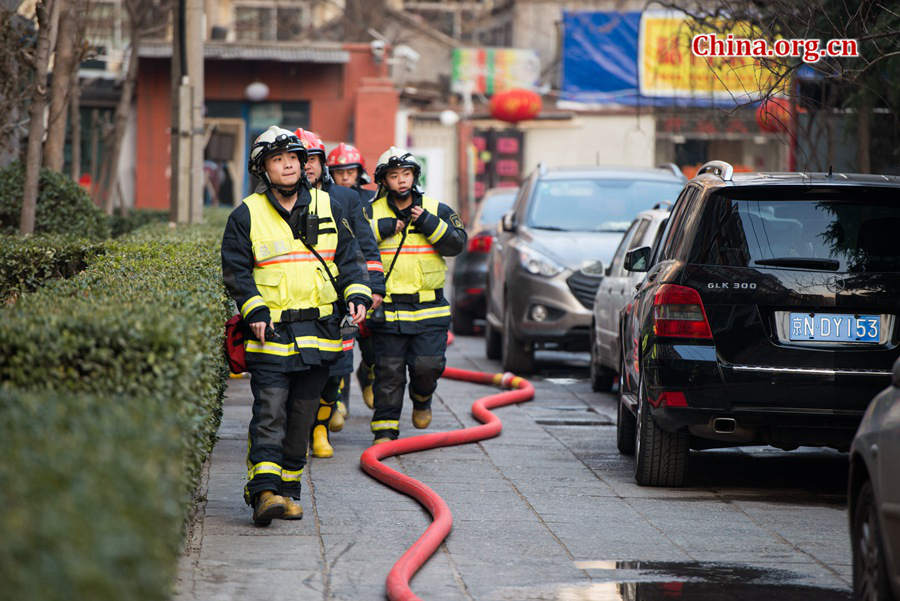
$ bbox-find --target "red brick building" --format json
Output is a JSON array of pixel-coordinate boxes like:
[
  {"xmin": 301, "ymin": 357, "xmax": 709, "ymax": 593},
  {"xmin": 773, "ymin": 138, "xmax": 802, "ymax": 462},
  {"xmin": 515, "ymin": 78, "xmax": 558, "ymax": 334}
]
[{"xmin": 134, "ymin": 42, "xmax": 397, "ymax": 209}]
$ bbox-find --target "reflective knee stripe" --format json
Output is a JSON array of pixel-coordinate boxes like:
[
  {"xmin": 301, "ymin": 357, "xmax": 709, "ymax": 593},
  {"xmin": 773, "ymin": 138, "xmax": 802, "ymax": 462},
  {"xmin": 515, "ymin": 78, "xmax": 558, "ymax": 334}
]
[
  {"xmin": 281, "ymin": 468, "xmax": 303, "ymax": 482},
  {"xmin": 241, "ymin": 295, "xmax": 266, "ymax": 318},
  {"xmin": 384, "ymin": 305, "xmax": 451, "ymax": 322},
  {"xmin": 426, "ymin": 219, "xmax": 448, "ymax": 244},
  {"xmin": 371, "ymin": 420, "xmax": 399, "ymax": 431},
  {"xmin": 248, "ymin": 461, "xmax": 282, "ymax": 479},
  {"xmin": 245, "ymin": 340, "xmax": 298, "ymax": 356},
  {"xmin": 410, "ymin": 391, "xmax": 431, "ymax": 402}
]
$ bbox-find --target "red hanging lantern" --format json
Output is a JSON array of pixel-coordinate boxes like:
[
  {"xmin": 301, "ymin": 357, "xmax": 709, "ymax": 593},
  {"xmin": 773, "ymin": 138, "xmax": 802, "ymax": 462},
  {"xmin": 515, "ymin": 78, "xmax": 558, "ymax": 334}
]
[
  {"xmin": 489, "ymin": 89, "xmax": 542, "ymax": 123},
  {"xmin": 756, "ymin": 97, "xmax": 792, "ymax": 133}
]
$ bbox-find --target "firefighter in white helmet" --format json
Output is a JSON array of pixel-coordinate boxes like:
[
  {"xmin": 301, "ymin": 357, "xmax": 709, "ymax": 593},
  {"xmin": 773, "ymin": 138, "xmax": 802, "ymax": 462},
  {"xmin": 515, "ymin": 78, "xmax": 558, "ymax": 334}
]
[
  {"xmin": 366, "ymin": 147, "xmax": 467, "ymax": 443},
  {"xmin": 220, "ymin": 125, "xmax": 371, "ymax": 525}
]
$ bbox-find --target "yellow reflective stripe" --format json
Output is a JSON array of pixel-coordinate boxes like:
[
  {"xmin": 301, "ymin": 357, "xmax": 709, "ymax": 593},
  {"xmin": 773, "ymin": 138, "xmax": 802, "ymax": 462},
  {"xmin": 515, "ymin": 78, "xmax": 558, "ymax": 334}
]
[
  {"xmin": 371, "ymin": 420, "xmax": 399, "ymax": 431},
  {"xmin": 384, "ymin": 306, "xmax": 452, "ymax": 322},
  {"xmin": 245, "ymin": 340, "xmax": 298, "ymax": 356},
  {"xmin": 426, "ymin": 219, "xmax": 448, "ymax": 244},
  {"xmin": 343, "ymin": 283, "xmax": 372, "ymax": 299},
  {"xmin": 281, "ymin": 468, "xmax": 303, "ymax": 482},
  {"xmin": 295, "ymin": 336, "xmax": 343, "ymax": 352},
  {"xmin": 241, "ymin": 295, "xmax": 266, "ymax": 318},
  {"xmin": 248, "ymin": 461, "xmax": 282, "ymax": 479}
]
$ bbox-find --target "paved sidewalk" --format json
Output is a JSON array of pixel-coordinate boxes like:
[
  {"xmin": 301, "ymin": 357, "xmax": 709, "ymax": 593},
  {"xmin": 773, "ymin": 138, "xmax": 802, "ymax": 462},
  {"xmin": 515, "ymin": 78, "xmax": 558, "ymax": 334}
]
[{"xmin": 173, "ymin": 337, "xmax": 852, "ymax": 600}]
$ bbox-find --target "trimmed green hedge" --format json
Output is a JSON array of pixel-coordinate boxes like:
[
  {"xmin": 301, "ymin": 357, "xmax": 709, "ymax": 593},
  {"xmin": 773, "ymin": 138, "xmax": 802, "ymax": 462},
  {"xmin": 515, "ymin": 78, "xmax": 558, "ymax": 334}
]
[
  {"xmin": 0, "ymin": 162, "xmax": 110, "ymax": 238},
  {"xmin": 109, "ymin": 208, "xmax": 171, "ymax": 238},
  {"xmin": 0, "ymin": 219, "xmax": 231, "ymax": 600},
  {"xmin": 0, "ymin": 234, "xmax": 107, "ymax": 301}
]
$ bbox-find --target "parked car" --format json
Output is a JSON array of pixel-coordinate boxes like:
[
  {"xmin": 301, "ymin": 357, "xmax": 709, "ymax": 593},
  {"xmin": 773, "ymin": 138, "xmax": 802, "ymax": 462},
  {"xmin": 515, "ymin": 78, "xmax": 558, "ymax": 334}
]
[
  {"xmin": 848, "ymin": 356, "xmax": 900, "ymax": 601},
  {"xmin": 590, "ymin": 206, "xmax": 671, "ymax": 391},
  {"xmin": 451, "ymin": 187, "xmax": 518, "ymax": 334},
  {"xmin": 485, "ymin": 164, "xmax": 686, "ymax": 373},
  {"xmin": 618, "ymin": 160, "xmax": 900, "ymax": 486}
]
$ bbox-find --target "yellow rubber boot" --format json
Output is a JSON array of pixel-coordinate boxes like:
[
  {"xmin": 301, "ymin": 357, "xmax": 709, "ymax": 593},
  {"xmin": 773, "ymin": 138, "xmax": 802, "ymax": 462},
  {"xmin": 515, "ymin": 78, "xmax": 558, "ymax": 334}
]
[
  {"xmin": 252, "ymin": 490, "xmax": 286, "ymax": 526},
  {"xmin": 281, "ymin": 497, "xmax": 303, "ymax": 520},
  {"xmin": 412, "ymin": 408, "xmax": 432, "ymax": 429},
  {"xmin": 411, "ymin": 392, "xmax": 432, "ymax": 429},
  {"xmin": 329, "ymin": 401, "xmax": 345, "ymax": 432},
  {"xmin": 311, "ymin": 402, "xmax": 334, "ymax": 458},
  {"xmin": 357, "ymin": 362, "xmax": 375, "ymax": 409},
  {"xmin": 312, "ymin": 424, "xmax": 333, "ymax": 457}
]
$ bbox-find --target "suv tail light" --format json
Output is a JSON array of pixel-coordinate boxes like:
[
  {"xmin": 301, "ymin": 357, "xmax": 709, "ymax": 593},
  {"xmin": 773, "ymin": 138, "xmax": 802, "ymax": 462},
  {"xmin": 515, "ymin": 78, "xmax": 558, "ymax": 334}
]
[
  {"xmin": 652, "ymin": 284, "xmax": 712, "ymax": 339},
  {"xmin": 468, "ymin": 234, "xmax": 493, "ymax": 253}
]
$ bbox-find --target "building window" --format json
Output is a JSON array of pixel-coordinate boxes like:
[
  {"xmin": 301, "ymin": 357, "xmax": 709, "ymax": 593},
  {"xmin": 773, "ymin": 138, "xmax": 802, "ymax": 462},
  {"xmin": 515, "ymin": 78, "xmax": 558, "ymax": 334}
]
[{"xmin": 234, "ymin": 3, "xmax": 306, "ymax": 41}]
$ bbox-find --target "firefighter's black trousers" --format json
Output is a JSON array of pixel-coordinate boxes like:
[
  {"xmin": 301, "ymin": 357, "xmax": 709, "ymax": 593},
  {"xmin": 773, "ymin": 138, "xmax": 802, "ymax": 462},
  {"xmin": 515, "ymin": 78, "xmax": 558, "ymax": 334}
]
[
  {"xmin": 370, "ymin": 329, "xmax": 447, "ymax": 439},
  {"xmin": 245, "ymin": 365, "xmax": 330, "ymax": 503}
]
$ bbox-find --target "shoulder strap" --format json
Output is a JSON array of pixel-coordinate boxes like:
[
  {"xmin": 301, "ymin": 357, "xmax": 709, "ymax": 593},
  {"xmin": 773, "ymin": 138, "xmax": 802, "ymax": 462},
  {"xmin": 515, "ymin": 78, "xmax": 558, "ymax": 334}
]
[{"xmin": 383, "ymin": 223, "xmax": 408, "ymax": 286}]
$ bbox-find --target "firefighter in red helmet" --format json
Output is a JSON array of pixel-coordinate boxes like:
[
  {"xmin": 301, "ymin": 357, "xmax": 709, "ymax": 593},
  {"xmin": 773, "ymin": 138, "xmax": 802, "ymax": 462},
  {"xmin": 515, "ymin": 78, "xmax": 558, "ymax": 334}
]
[{"xmin": 295, "ymin": 129, "xmax": 385, "ymax": 458}]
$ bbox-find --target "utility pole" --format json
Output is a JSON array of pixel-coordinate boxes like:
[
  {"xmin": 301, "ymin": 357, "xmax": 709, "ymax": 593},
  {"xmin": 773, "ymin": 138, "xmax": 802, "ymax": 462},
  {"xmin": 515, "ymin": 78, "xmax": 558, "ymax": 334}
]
[
  {"xmin": 170, "ymin": 0, "xmax": 204, "ymax": 224},
  {"xmin": 187, "ymin": 0, "xmax": 204, "ymax": 223}
]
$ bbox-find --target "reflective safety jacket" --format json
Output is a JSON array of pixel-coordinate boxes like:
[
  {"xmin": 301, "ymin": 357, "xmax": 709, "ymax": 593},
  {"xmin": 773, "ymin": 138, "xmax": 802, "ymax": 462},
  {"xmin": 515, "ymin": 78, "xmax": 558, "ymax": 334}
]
[
  {"xmin": 323, "ymin": 181, "xmax": 384, "ymax": 296},
  {"xmin": 221, "ymin": 187, "xmax": 371, "ymax": 370},
  {"xmin": 368, "ymin": 193, "xmax": 467, "ymax": 334}
]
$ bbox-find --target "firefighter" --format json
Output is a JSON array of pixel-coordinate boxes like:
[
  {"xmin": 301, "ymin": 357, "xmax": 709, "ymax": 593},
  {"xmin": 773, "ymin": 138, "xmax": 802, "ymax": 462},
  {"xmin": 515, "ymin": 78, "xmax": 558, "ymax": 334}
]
[
  {"xmin": 296, "ymin": 129, "xmax": 385, "ymax": 458},
  {"xmin": 327, "ymin": 143, "xmax": 379, "ymax": 410},
  {"xmin": 367, "ymin": 147, "xmax": 467, "ymax": 443},
  {"xmin": 221, "ymin": 126, "xmax": 371, "ymax": 525}
]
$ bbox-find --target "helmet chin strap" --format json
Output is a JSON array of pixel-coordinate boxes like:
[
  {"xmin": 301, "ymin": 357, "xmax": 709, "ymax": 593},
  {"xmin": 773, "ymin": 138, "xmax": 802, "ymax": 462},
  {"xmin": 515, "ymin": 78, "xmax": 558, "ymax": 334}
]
[
  {"xmin": 264, "ymin": 173, "xmax": 302, "ymax": 197},
  {"xmin": 389, "ymin": 188, "xmax": 412, "ymax": 200}
]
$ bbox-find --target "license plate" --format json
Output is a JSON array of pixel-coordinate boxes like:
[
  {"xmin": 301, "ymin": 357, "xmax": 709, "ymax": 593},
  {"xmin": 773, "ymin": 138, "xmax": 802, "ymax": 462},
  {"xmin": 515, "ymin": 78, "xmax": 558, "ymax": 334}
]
[{"xmin": 789, "ymin": 313, "xmax": 880, "ymax": 342}]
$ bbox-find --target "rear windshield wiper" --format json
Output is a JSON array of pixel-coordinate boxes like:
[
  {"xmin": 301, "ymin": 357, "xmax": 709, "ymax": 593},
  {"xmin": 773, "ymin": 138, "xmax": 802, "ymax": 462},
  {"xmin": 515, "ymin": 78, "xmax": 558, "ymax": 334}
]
[{"xmin": 754, "ymin": 257, "xmax": 840, "ymax": 271}]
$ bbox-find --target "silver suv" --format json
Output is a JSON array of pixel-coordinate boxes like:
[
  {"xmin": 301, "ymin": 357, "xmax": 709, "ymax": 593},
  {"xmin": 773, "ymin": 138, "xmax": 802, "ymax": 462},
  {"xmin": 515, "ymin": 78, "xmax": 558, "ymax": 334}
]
[{"xmin": 484, "ymin": 164, "xmax": 685, "ymax": 373}]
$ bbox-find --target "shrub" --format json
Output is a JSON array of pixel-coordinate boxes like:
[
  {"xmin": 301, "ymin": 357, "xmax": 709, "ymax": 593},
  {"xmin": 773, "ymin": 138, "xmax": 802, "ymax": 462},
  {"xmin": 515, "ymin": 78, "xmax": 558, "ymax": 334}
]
[
  {"xmin": 0, "ymin": 162, "xmax": 110, "ymax": 238},
  {"xmin": 108, "ymin": 208, "xmax": 171, "ymax": 238},
  {"xmin": 0, "ymin": 221, "xmax": 230, "ymax": 601},
  {"xmin": 0, "ymin": 389, "xmax": 184, "ymax": 601},
  {"xmin": 0, "ymin": 234, "xmax": 106, "ymax": 301}
]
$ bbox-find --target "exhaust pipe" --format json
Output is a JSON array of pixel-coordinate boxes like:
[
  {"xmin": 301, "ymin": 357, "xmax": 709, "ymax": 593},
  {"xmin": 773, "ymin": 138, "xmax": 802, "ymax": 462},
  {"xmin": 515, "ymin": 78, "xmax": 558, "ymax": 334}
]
[{"xmin": 713, "ymin": 417, "xmax": 737, "ymax": 434}]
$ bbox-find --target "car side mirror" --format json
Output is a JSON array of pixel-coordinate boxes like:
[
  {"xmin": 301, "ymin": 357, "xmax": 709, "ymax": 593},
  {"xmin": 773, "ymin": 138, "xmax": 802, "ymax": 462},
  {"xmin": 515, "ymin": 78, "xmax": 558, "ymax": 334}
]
[
  {"xmin": 893, "ymin": 357, "xmax": 900, "ymax": 387},
  {"xmin": 624, "ymin": 246, "xmax": 651, "ymax": 272},
  {"xmin": 501, "ymin": 212, "xmax": 516, "ymax": 233}
]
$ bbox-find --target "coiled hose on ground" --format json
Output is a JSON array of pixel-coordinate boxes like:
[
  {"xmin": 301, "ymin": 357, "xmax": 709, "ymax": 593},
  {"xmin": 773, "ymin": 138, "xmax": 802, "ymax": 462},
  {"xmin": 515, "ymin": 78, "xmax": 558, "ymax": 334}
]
[{"xmin": 359, "ymin": 337, "xmax": 535, "ymax": 601}]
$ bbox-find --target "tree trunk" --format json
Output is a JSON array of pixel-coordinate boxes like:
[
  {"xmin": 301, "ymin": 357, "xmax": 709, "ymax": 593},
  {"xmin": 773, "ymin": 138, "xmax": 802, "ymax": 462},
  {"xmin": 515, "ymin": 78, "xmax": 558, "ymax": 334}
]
[
  {"xmin": 20, "ymin": 0, "xmax": 62, "ymax": 235},
  {"xmin": 69, "ymin": 80, "xmax": 81, "ymax": 180},
  {"xmin": 43, "ymin": 1, "xmax": 78, "ymax": 171},
  {"xmin": 101, "ymin": 31, "xmax": 141, "ymax": 215},
  {"xmin": 856, "ymin": 98, "xmax": 871, "ymax": 174}
]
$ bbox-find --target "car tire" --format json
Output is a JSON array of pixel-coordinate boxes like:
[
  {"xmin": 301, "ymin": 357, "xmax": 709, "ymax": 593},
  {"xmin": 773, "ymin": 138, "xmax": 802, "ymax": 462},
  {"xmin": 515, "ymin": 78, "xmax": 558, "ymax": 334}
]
[
  {"xmin": 485, "ymin": 318, "xmax": 501, "ymax": 360},
  {"xmin": 453, "ymin": 307, "xmax": 475, "ymax": 335},
  {"xmin": 634, "ymin": 374, "xmax": 688, "ymax": 487},
  {"xmin": 590, "ymin": 328, "xmax": 616, "ymax": 392},
  {"xmin": 852, "ymin": 479, "xmax": 893, "ymax": 601},
  {"xmin": 501, "ymin": 309, "xmax": 534, "ymax": 374}
]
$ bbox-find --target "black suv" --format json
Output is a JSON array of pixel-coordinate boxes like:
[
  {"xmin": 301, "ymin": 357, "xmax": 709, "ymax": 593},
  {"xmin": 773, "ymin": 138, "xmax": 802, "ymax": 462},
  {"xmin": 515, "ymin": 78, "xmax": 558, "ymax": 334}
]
[{"xmin": 618, "ymin": 161, "xmax": 900, "ymax": 486}]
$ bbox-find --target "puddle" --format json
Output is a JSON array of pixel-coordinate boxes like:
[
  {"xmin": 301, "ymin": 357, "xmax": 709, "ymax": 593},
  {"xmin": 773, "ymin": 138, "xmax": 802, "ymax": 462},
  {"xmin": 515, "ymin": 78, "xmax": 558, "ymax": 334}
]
[
  {"xmin": 493, "ymin": 562, "xmax": 850, "ymax": 601},
  {"xmin": 551, "ymin": 581, "xmax": 850, "ymax": 601}
]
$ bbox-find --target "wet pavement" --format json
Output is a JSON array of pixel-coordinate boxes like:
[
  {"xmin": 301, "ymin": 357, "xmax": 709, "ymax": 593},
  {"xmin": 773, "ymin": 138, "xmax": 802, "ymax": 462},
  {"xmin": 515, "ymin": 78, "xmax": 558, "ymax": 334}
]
[{"xmin": 174, "ymin": 335, "xmax": 853, "ymax": 600}]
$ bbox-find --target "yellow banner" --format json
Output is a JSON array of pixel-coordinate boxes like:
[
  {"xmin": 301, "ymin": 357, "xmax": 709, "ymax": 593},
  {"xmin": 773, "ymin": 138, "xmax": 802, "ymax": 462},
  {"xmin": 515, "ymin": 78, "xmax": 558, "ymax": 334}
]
[{"xmin": 638, "ymin": 12, "xmax": 784, "ymax": 100}]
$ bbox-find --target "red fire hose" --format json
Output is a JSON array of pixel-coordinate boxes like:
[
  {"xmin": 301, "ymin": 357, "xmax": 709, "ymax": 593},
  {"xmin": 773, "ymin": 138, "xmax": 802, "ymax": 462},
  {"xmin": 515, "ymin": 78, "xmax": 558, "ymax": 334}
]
[{"xmin": 359, "ymin": 349, "xmax": 534, "ymax": 601}]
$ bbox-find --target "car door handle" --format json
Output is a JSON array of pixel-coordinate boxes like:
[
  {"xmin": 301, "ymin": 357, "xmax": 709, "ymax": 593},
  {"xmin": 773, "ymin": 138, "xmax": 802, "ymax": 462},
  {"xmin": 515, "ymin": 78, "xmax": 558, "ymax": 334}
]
[{"xmin": 870, "ymin": 443, "xmax": 879, "ymax": 458}]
